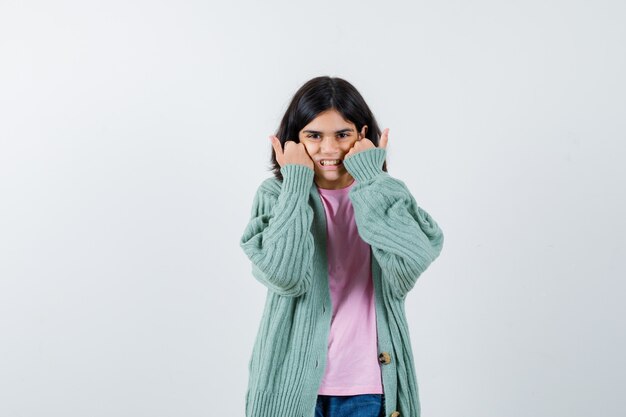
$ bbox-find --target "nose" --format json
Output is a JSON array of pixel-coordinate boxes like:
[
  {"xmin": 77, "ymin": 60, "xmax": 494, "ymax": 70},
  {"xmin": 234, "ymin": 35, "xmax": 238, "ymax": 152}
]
[{"xmin": 320, "ymin": 136, "xmax": 339, "ymax": 155}]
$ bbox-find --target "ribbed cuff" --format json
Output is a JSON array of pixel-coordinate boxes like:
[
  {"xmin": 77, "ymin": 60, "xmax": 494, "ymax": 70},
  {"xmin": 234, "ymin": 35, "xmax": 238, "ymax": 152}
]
[
  {"xmin": 343, "ymin": 147, "xmax": 386, "ymax": 182},
  {"xmin": 280, "ymin": 164, "xmax": 314, "ymax": 196}
]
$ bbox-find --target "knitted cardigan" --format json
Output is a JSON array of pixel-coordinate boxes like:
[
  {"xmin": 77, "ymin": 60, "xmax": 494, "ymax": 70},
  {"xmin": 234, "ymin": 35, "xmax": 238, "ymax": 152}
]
[{"xmin": 240, "ymin": 147, "xmax": 444, "ymax": 417}]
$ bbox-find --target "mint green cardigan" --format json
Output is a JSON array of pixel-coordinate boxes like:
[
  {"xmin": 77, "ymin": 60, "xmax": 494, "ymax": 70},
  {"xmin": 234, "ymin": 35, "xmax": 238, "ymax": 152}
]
[{"xmin": 240, "ymin": 147, "xmax": 444, "ymax": 417}]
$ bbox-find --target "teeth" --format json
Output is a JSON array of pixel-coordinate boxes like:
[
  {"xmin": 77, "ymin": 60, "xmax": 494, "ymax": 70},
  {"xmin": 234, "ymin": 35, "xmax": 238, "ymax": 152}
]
[{"xmin": 321, "ymin": 159, "xmax": 341, "ymax": 166}]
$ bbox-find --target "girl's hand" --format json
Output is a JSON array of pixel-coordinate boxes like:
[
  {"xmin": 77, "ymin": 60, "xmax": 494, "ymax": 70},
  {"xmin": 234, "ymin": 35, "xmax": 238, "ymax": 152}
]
[
  {"xmin": 270, "ymin": 135, "xmax": 314, "ymax": 170},
  {"xmin": 345, "ymin": 127, "xmax": 389, "ymax": 158}
]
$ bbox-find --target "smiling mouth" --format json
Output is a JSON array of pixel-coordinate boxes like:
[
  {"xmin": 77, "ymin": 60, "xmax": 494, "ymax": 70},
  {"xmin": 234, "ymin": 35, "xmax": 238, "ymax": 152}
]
[{"xmin": 319, "ymin": 159, "xmax": 342, "ymax": 166}]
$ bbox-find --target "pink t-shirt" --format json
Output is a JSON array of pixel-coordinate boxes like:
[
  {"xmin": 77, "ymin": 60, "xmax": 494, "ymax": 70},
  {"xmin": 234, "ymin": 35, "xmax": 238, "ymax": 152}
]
[{"xmin": 316, "ymin": 180, "xmax": 384, "ymax": 395}]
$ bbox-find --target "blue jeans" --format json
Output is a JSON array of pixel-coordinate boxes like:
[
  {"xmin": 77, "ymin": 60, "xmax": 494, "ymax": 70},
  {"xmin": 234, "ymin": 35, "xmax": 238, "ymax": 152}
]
[{"xmin": 315, "ymin": 394, "xmax": 385, "ymax": 417}]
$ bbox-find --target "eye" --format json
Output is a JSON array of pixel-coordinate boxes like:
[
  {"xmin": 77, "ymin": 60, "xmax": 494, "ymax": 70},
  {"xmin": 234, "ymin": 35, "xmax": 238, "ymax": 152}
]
[
  {"xmin": 338, "ymin": 133, "xmax": 350, "ymax": 139},
  {"xmin": 306, "ymin": 133, "xmax": 321, "ymax": 139}
]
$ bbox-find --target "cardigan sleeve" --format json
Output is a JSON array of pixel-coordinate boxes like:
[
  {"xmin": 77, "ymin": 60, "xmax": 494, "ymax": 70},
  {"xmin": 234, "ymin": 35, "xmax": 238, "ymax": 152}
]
[
  {"xmin": 239, "ymin": 163, "xmax": 315, "ymax": 297},
  {"xmin": 343, "ymin": 147, "xmax": 445, "ymax": 299}
]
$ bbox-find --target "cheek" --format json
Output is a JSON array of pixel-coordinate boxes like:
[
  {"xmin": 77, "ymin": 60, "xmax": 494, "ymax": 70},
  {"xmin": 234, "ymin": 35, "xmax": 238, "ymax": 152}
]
[
  {"xmin": 300, "ymin": 140, "xmax": 317, "ymax": 154},
  {"xmin": 343, "ymin": 139, "xmax": 357, "ymax": 151}
]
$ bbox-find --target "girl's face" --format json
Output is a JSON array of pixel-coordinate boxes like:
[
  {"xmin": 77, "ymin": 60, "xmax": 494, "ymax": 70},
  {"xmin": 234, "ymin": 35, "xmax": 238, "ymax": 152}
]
[{"xmin": 298, "ymin": 109, "xmax": 367, "ymax": 190}]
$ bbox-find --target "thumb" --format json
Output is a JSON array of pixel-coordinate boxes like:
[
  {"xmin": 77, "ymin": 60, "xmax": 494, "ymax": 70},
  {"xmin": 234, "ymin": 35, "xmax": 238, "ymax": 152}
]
[
  {"xmin": 379, "ymin": 128, "xmax": 389, "ymax": 149},
  {"xmin": 269, "ymin": 135, "xmax": 282, "ymax": 155}
]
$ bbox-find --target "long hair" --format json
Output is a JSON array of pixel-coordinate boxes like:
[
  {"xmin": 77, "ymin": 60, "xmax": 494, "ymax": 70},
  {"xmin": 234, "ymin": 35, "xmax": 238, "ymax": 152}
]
[{"xmin": 269, "ymin": 76, "xmax": 387, "ymax": 181}]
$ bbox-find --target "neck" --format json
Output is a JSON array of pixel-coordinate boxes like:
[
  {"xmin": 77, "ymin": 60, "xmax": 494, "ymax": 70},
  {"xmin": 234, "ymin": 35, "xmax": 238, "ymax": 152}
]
[{"xmin": 314, "ymin": 175, "xmax": 355, "ymax": 190}]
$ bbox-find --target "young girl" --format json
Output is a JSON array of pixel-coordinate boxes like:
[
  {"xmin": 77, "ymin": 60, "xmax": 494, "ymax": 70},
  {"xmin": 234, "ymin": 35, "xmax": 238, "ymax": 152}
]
[{"xmin": 240, "ymin": 76, "xmax": 444, "ymax": 417}]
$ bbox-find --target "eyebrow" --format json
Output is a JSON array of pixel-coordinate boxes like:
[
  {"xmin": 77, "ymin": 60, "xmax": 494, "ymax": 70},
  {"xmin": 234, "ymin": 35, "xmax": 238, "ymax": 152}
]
[{"xmin": 302, "ymin": 128, "xmax": 354, "ymax": 134}]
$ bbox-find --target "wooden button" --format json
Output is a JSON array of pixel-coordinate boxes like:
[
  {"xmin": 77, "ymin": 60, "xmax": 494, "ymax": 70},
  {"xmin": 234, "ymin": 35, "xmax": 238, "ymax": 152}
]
[
  {"xmin": 378, "ymin": 351, "xmax": 391, "ymax": 364},
  {"xmin": 390, "ymin": 411, "xmax": 400, "ymax": 417}
]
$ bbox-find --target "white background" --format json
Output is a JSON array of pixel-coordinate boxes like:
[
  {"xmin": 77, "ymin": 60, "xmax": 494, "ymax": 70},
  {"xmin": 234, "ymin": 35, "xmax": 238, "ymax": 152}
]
[{"xmin": 1, "ymin": 1, "xmax": 625, "ymax": 416}]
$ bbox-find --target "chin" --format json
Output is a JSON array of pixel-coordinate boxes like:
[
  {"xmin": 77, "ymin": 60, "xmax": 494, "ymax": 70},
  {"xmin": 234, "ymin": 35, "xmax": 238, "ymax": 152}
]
[{"xmin": 319, "ymin": 172, "xmax": 341, "ymax": 180}]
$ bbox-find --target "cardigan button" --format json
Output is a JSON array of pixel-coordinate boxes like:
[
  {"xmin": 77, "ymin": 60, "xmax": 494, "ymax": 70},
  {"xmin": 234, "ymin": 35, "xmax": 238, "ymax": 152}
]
[
  {"xmin": 378, "ymin": 352, "xmax": 391, "ymax": 365},
  {"xmin": 390, "ymin": 411, "xmax": 400, "ymax": 417}
]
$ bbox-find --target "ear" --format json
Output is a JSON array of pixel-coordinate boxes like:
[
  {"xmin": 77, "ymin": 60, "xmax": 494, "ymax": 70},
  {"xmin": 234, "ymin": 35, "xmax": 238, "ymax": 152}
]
[{"xmin": 360, "ymin": 125, "xmax": 368, "ymax": 139}]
